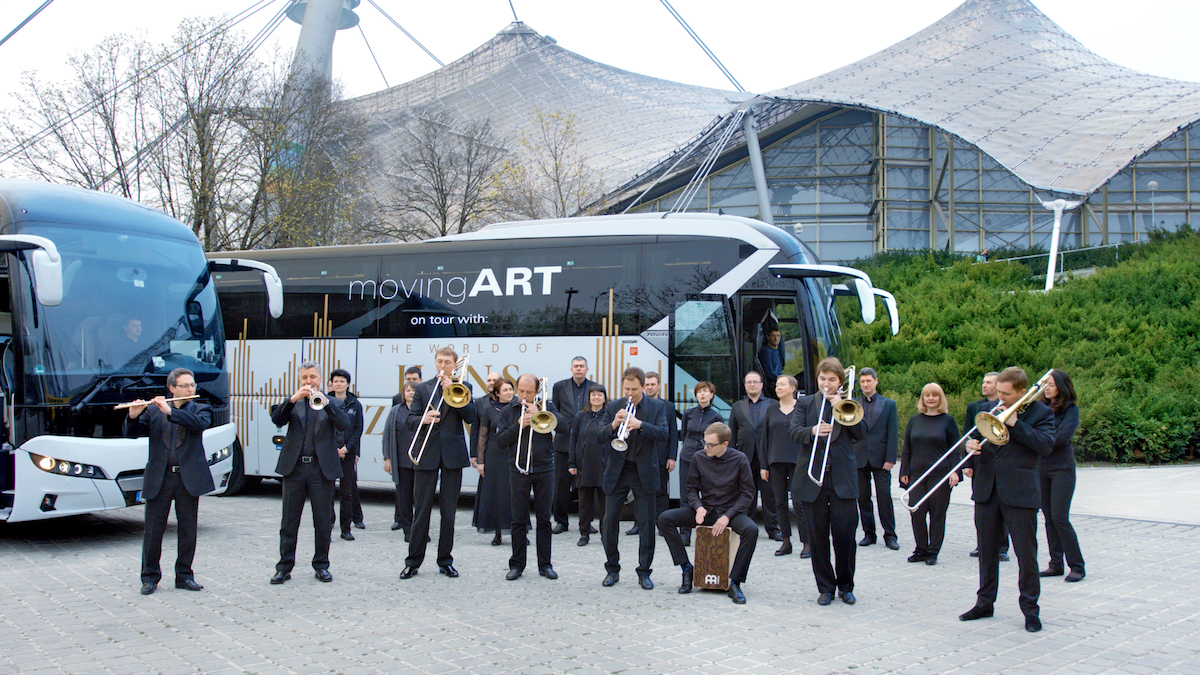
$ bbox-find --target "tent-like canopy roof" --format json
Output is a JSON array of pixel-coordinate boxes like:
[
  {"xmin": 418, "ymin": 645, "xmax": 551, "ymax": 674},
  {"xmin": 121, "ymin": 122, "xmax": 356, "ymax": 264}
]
[
  {"xmin": 347, "ymin": 22, "xmax": 747, "ymax": 194},
  {"xmin": 766, "ymin": 0, "xmax": 1200, "ymax": 195}
]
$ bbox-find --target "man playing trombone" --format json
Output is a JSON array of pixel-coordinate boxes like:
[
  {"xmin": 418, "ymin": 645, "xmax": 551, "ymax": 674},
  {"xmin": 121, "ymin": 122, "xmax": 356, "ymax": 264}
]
[
  {"xmin": 401, "ymin": 347, "xmax": 476, "ymax": 580},
  {"xmin": 959, "ymin": 367, "xmax": 1055, "ymax": 632},
  {"xmin": 788, "ymin": 357, "xmax": 864, "ymax": 606},
  {"xmin": 496, "ymin": 374, "xmax": 566, "ymax": 580}
]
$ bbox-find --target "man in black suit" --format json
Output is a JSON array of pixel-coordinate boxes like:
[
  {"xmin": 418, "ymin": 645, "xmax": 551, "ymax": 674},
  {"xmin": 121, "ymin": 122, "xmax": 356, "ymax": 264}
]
[
  {"xmin": 391, "ymin": 366, "xmax": 422, "ymax": 406},
  {"xmin": 595, "ymin": 366, "xmax": 668, "ymax": 590},
  {"xmin": 631, "ymin": 371, "xmax": 677, "ymax": 538},
  {"xmin": 789, "ymin": 357, "xmax": 865, "ymax": 606},
  {"xmin": 728, "ymin": 371, "xmax": 779, "ymax": 539},
  {"xmin": 961, "ymin": 367, "xmax": 1055, "ymax": 633},
  {"xmin": 126, "ymin": 368, "xmax": 214, "ymax": 595},
  {"xmin": 551, "ymin": 357, "xmax": 594, "ymax": 534},
  {"xmin": 964, "ymin": 371, "xmax": 1010, "ymax": 561},
  {"xmin": 401, "ymin": 347, "xmax": 476, "ymax": 580},
  {"xmin": 270, "ymin": 361, "xmax": 351, "ymax": 584},
  {"xmin": 854, "ymin": 367, "xmax": 900, "ymax": 550},
  {"xmin": 497, "ymin": 374, "xmax": 567, "ymax": 580}
]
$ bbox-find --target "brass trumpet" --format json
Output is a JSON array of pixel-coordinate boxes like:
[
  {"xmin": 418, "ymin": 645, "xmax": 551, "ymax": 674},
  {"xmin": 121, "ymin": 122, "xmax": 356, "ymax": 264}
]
[
  {"xmin": 308, "ymin": 388, "xmax": 328, "ymax": 411},
  {"xmin": 807, "ymin": 365, "xmax": 863, "ymax": 486}
]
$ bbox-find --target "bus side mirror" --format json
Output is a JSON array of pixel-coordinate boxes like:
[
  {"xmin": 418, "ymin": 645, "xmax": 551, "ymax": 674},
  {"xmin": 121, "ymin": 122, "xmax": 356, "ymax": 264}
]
[
  {"xmin": 207, "ymin": 258, "xmax": 284, "ymax": 318},
  {"xmin": 186, "ymin": 300, "xmax": 204, "ymax": 335},
  {"xmin": 0, "ymin": 235, "xmax": 63, "ymax": 307}
]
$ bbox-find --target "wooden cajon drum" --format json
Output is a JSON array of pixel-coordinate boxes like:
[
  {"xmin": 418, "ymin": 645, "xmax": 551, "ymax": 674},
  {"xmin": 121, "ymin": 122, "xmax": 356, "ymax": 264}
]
[{"xmin": 692, "ymin": 525, "xmax": 739, "ymax": 591}]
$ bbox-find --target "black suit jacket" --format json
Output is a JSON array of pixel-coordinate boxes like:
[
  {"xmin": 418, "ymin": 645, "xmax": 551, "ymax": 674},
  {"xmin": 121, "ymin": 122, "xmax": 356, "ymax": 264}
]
[
  {"xmin": 496, "ymin": 398, "xmax": 564, "ymax": 474},
  {"xmin": 271, "ymin": 396, "xmax": 350, "ymax": 481},
  {"xmin": 125, "ymin": 401, "xmax": 215, "ymax": 499},
  {"xmin": 969, "ymin": 400, "xmax": 1055, "ymax": 509},
  {"xmin": 405, "ymin": 377, "xmax": 477, "ymax": 471},
  {"xmin": 788, "ymin": 392, "xmax": 864, "ymax": 502},
  {"xmin": 552, "ymin": 377, "xmax": 595, "ymax": 453},
  {"xmin": 854, "ymin": 394, "xmax": 898, "ymax": 469},
  {"xmin": 333, "ymin": 391, "xmax": 364, "ymax": 457},
  {"xmin": 595, "ymin": 396, "xmax": 668, "ymax": 495},
  {"xmin": 728, "ymin": 397, "xmax": 770, "ymax": 465}
]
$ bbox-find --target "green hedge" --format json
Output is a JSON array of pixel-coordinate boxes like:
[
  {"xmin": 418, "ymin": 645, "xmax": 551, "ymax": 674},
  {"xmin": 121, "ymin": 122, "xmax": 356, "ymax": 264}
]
[{"xmin": 838, "ymin": 227, "xmax": 1200, "ymax": 464}]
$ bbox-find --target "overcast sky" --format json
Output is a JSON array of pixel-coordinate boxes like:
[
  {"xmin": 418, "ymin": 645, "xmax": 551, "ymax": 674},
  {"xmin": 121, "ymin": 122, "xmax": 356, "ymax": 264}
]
[{"xmin": 2, "ymin": 0, "xmax": 1199, "ymax": 104}]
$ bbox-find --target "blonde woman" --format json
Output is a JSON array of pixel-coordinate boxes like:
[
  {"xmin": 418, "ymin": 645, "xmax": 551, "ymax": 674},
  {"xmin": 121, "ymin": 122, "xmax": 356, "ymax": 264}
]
[{"xmin": 899, "ymin": 383, "xmax": 960, "ymax": 566}]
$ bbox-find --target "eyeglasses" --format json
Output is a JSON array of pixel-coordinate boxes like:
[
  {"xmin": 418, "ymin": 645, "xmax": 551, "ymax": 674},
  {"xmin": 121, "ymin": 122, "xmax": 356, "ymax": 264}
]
[
  {"xmin": 703, "ymin": 441, "xmax": 726, "ymax": 450},
  {"xmin": 172, "ymin": 383, "xmax": 197, "ymax": 389}
]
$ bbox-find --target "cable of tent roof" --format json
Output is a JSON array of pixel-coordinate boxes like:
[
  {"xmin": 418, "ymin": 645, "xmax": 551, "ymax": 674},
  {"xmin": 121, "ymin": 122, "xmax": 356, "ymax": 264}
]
[
  {"xmin": 365, "ymin": 0, "xmax": 443, "ymax": 67},
  {"xmin": 0, "ymin": 0, "xmax": 55, "ymax": 49},
  {"xmin": 357, "ymin": 23, "xmax": 390, "ymax": 88},
  {"xmin": 657, "ymin": 0, "xmax": 744, "ymax": 93},
  {"xmin": 670, "ymin": 108, "xmax": 746, "ymax": 213}
]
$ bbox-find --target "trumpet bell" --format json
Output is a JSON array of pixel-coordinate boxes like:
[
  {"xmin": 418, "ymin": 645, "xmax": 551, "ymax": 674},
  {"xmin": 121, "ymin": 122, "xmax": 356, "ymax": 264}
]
[
  {"xmin": 443, "ymin": 382, "xmax": 472, "ymax": 408},
  {"xmin": 975, "ymin": 411, "xmax": 1010, "ymax": 445},
  {"xmin": 611, "ymin": 438, "xmax": 628, "ymax": 452},
  {"xmin": 832, "ymin": 399, "xmax": 863, "ymax": 426},
  {"xmin": 308, "ymin": 390, "xmax": 328, "ymax": 411},
  {"xmin": 531, "ymin": 411, "xmax": 558, "ymax": 434}
]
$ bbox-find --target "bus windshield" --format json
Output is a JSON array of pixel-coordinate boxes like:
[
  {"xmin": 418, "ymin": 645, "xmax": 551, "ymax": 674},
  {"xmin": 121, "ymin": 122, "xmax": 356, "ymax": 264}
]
[{"xmin": 12, "ymin": 223, "xmax": 225, "ymax": 404}]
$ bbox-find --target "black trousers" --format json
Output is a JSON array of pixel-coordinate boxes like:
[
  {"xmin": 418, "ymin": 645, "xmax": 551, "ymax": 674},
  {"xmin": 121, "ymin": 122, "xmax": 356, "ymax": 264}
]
[
  {"xmin": 857, "ymin": 466, "xmax": 897, "ymax": 539},
  {"xmin": 552, "ymin": 450, "xmax": 573, "ymax": 527},
  {"xmin": 907, "ymin": 480, "xmax": 951, "ymax": 555},
  {"xmin": 768, "ymin": 462, "xmax": 801, "ymax": 542},
  {"xmin": 749, "ymin": 453, "xmax": 779, "ymax": 534},
  {"xmin": 658, "ymin": 507, "xmax": 758, "ymax": 583},
  {"xmin": 509, "ymin": 469, "xmax": 553, "ymax": 571},
  {"xmin": 602, "ymin": 464, "xmax": 656, "ymax": 577},
  {"xmin": 141, "ymin": 470, "xmax": 200, "ymax": 584},
  {"xmin": 974, "ymin": 495, "xmax": 1040, "ymax": 617},
  {"xmin": 804, "ymin": 481, "xmax": 858, "ymax": 594},
  {"xmin": 277, "ymin": 460, "xmax": 334, "ymax": 573},
  {"xmin": 394, "ymin": 466, "xmax": 414, "ymax": 530},
  {"xmin": 1040, "ymin": 467, "xmax": 1085, "ymax": 572},
  {"xmin": 577, "ymin": 486, "xmax": 604, "ymax": 533},
  {"xmin": 336, "ymin": 454, "xmax": 359, "ymax": 533},
  {"xmin": 407, "ymin": 466, "xmax": 463, "ymax": 569},
  {"xmin": 655, "ymin": 464, "xmax": 671, "ymax": 533}
]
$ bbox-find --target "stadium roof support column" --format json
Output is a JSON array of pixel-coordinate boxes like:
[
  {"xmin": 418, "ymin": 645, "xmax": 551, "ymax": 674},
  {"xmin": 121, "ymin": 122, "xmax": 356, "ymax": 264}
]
[
  {"xmin": 290, "ymin": 0, "xmax": 351, "ymax": 83},
  {"xmin": 742, "ymin": 107, "xmax": 774, "ymax": 225}
]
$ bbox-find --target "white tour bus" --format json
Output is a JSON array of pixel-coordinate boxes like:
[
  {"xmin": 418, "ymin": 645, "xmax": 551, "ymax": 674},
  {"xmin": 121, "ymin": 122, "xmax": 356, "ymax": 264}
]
[{"xmin": 210, "ymin": 213, "xmax": 897, "ymax": 497}]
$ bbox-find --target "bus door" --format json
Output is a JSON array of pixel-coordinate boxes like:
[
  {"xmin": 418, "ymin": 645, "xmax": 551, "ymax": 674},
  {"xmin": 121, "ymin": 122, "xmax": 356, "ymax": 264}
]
[
  {"xmin": 669, "ymin": 294, "xmax": 736, "ymax": 417},
  {"xmin": 737, "ymin": 293, "xmax": 811, "ymax": 396}
]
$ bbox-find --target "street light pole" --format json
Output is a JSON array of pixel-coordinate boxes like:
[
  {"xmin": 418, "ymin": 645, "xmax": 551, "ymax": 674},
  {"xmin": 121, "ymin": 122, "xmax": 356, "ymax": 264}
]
[{"xmin": 1147, "ymin": 180, "xmax": 1159, "ymax": 236}]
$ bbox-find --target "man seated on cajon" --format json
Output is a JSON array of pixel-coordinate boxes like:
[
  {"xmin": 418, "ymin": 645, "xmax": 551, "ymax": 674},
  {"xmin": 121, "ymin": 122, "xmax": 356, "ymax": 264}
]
[{"xmin": 657, "ymin": 422, "xmax": 758, "ymax": 604}]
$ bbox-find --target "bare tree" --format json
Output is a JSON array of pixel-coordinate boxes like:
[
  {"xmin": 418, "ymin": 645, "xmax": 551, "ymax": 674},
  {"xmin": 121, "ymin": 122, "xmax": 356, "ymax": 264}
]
[
  {"xmin": 498, "ymin": 107, "xmax": 604, "ymax": 220},
  {"xmin": 373, "ymin": 112, "xmax": 508, "ymax": 241}
]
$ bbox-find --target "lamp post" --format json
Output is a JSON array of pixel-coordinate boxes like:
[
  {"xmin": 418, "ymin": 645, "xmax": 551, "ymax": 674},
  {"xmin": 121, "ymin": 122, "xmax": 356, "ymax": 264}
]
[{"xmin": 1147, "ymin": 180, "xmax": 1159, "ymax": 235}]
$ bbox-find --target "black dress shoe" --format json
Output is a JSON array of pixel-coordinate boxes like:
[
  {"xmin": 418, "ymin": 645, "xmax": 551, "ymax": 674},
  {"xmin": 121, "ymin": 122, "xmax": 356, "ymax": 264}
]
[
  {"xmin": 626, "ymin": 524, "xmax": 640, "ymax": 536},
  {"xmin": 399, "ymin": 566, "xmax": 418, "ymax": 580},
  {"xmin": 839, "ymin": 590, "xmax": 856, "ymax": 605},
  {"xmin": 353, "ymin": 520, "xmax": 365, "ymax": 530},
  {"xmin": 270, "ymin": 571, "xmax": 291, "ymax": 585},
  {"xmin": 959, "ymin": 605, "xmax": 994, "ymax": 621},
  {"xmin": 577, "ymin": 534, "xmax": 590, "ymax": 546},
  {"xmin": 969, "ymin": 548, "xmax": 980, "ymax": 557},
  {"xmin": 492, "ymin": 533, "xmax": 503, "ymax": 546},
  {"xmin": 638, "ymin": 576, "xmax": 654, "ymax": 590},
  {"xmin": 907, "ymin": 551, "xmax": 927, "ymax": 563},
  {"xmin": 1040, "ymin": 566, "xmax": 1064, "ymax": 577},
  {"xmin": 404, "ymin": 531, "xmax": 411, "ymax": 543},
  {"xmin": 552, "ymin": 523, "xmax": 568, "ymax": 534},
  {"xmin": 768, "ymin": 530, "xmax": 782, "ymax": 542},
  {"xmin": 315, "ymin": 569, "xmax": 333, "ymax": 582},
  {"xmin": 340, "ymin": 532, "xmax": 355, "ymax": 541},
  {"xmin": 505, "ymin": 567, "xmax": 522, "ymax": 581},
  {"xmin": 439, "ymin": 565, "xmax": 459, "ymax": 578},
  {"xmin": 678, "ymin": 565, "xmax": 693, "ymax": 594},
  {"xmin": 584, "ymin": 525, "xmax": 599, "ymax": 535},
  {"xmin": 728, "ymin": 582, "xmax": 746, "ymax": 604},
  {"xmin": 140, "ymin": 582, "xmax": 156, "ymax": 595},
  {"xmin": 1065, "ymin": 570, "xmax": 1086, "ymax": 582},
  {"xmin": 884, "ymin": 535, "xmax": 900, "ymax": 550},
  {"xmin": 999, "ymin": 551, "xmax": 1010, "ymax": 562},
  {"xmin": 800, "ymin": 543, "xmax": 812, "ymax": 559},
  {"xmin": 858, "ymin": 535, "xmax": 876, "ymax": 547},
  {"xmin": 175, "ymin": 579, "xmax": 203, "ymax": 591},
  {"xmin": 391, "ymin": 521, "xmax": 403, "ymax": 531},
  {"xmin": 775, "ymin": 541, "xmax": 793, "ymax": 556},
  {"xmin": 817, "ymin": 592, "xmax": 834, "ymax": 606},
  {"xmin": 924, "ymin": 555, "xmax": 938, "ymax": 566},
  {"xmin": 539, "ymin": 566, "xmax": 558, "ymax": 579},
  {"xmin": 602, "ymin": 572, "xmax": 619, "ymax": 587},
  {"xmin": 1025, "ymin": 615, "xmax": 1042, "ymax": 632}
]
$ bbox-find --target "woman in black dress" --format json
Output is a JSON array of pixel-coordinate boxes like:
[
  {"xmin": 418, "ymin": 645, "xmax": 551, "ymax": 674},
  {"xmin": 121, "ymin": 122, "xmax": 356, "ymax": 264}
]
[
  {"xmin": 569, "ymin": 385, "xmax": 609, "ymax": 546},
  {"xmin": 899, "ymin": 382, "xmax": 960, "ymax": 566},
  {"xmin": 760, "ymin": 375, "xmax": 805, "ymax": 557},
  {"xmin": 382, "ymin": 382, "xmax": 417, "ymax": 539},
  {"xmin": 677, "ymin": 381, "xmax": 724, "ymax": 546},
  {"xmin": 1039, "ymin": 369, "xmax": 1085, "ymax": 582},
  {"xmin": 472, "ymin": 378, "xmax": 516, "ymax": 545}
]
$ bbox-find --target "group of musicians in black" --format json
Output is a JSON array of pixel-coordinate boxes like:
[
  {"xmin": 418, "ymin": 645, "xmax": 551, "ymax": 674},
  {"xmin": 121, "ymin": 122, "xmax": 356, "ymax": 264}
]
[{"xmin": 131, "ymin": 351, "xmax": 1085, "ymax": 632}]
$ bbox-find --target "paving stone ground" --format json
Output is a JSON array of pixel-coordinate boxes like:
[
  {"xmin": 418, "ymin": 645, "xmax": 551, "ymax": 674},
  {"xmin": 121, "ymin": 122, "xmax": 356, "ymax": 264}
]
[{"xmin": 2, "ymin": 480, "xmax": 1198, "ymax": 674}]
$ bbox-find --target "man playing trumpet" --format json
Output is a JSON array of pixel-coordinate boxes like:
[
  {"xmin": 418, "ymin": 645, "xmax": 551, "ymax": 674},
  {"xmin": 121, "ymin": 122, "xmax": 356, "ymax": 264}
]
[{"xmin": 125, "ymin": 368, "xmax": 212, "ymax": 595}]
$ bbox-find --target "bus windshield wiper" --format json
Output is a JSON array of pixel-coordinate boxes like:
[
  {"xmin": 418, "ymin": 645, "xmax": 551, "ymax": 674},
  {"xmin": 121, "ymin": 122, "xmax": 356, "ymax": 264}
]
[{"xmin": 70, "ymin": 372, "xmax": 152, "ymax": 413}]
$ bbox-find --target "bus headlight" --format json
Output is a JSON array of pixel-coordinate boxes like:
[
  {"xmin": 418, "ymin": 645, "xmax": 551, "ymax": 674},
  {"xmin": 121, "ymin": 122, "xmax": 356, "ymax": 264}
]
[
  {"xmin": 29, "ymin": 453, "xmax": 107, "ymax": 479},
  {"xmin": 208, "ymin": 445, "xmax": 233, "ymax": 466}
]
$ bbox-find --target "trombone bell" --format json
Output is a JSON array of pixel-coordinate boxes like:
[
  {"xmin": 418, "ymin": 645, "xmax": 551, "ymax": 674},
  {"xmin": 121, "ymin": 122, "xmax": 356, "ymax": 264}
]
[
  {"xmin": 832, "ymin": 399, "xmax": 863, "ymax": 426},
  {"xmin": 443, "ymin": 382, "xmax": 472, "ymax": 408},
  {"xmin": 531, "ymin": 410, "xmax": 558, "ymax": 434}
]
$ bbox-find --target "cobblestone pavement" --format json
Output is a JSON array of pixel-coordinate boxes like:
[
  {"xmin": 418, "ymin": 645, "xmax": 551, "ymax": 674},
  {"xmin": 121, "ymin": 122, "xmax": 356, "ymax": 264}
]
[{"xmin": 2, "ymin": 481, "xmax": 1198, "ymax": 675}]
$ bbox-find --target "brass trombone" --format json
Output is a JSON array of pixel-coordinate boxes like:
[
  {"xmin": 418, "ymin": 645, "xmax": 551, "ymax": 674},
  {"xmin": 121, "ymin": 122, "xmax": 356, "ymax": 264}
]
[
  {"xmin": 807, "ymin": 366, "xmax": 864, "ymax": 486},
  {"xmin": 900, "ymin": 400, "xmax": 1002, "ymax": 513},
  {"xmin": 611, "ymin": 397, "xmax": 637, "ymax": 451},
  {"xmin": 976, "ymin": 370, "xmax": 1053, "ymax": 445},
  {"xmin": 516, "ymin": 378, "xmax": 558, "ymax": 475},
  {"xmin": 407, "ymin": 354, "xmax": 471, "ymax": 464}
]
